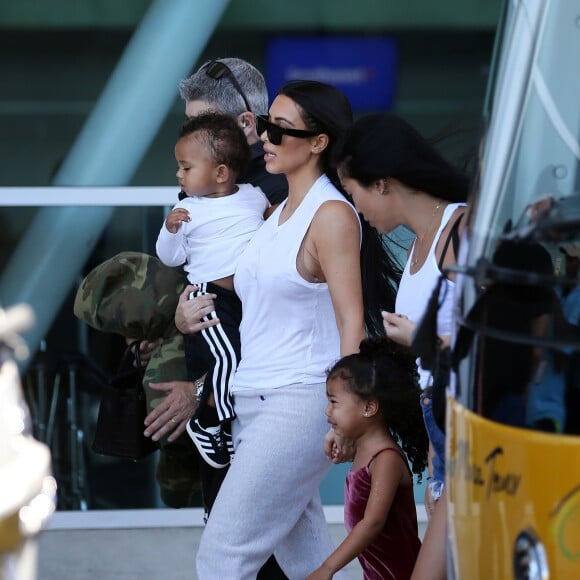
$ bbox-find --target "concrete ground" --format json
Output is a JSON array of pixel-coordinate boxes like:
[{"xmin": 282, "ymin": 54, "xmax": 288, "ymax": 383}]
[{"xmin": 37, "ymin": 507, "xmax": 428, "ymax": 579}]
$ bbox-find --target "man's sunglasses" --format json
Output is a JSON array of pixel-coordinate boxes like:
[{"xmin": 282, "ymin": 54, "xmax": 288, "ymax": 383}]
[
  {"xmin": 256, "ymin": 115, "xmax": 320, "ymax": 146},
  {"xmin": 203, "ymin": 60, "xmax": 252, "ymax": 114}
]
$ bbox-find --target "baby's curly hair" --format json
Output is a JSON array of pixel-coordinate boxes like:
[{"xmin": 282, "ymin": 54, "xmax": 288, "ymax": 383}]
[
  {"xmin": 327, "ymin": 337, "xmax": 428, "ymax": 480},
  {"xmin": 178, "ymin": 111, "xmax": 250, "ymax": 178}
]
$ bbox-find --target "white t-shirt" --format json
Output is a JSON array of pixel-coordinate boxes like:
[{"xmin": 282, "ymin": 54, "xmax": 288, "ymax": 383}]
[{"xmin": 156, "ymin": 183, "xmax": 269, "ymax": 283}]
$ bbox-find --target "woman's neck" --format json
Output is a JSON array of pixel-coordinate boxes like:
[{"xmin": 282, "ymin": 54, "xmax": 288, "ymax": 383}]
[
  {"xmin": 402, "ymin": 190, "xmax": 447, "ymax": 239},
  {"xmin": 283, "ymin": 166, "xmax": 324, "ymax": 215}
]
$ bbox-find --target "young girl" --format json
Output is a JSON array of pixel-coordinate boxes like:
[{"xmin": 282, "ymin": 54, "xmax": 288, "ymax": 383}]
[{"xmin": 308, "ymin": 337, "xmax": 428, "ymax": 580}]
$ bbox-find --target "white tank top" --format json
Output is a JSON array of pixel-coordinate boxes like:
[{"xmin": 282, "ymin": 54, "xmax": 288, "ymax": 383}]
[
  {"xmin": 233, "ymin": 174, "xmax": 360, "ymax": 391},
  {"xmin": 396, "ymin": 202, "xmax": 465, "ymax": 388}
]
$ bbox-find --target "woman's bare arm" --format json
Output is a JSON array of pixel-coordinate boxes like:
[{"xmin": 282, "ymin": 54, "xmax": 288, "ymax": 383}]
[{"xmin": 312, "ymin": 201, "xmax": 365, "ymax": 355}]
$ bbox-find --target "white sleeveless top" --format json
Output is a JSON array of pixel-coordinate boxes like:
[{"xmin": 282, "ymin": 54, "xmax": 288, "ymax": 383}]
[
  {"xmin": 233, "ymin": 174, "xmax": 360, "ymax": 391},
  {"xmin": 396, "ymin": 202, "xmax": 465, "ymax": 388}
]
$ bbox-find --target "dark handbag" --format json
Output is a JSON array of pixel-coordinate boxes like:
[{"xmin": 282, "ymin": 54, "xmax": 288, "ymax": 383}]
[{"xmin": 92, "ymin": 341, "xmax": 158, "ymax": 461}]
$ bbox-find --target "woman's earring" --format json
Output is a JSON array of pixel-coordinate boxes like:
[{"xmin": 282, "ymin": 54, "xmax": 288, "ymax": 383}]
[{"xmin": 381, "ymin": 179, "xmax": 390, "ymax": 195}]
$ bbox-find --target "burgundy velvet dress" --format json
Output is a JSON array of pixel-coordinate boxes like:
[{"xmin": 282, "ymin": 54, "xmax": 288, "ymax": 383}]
[{"xmin": 344, "ymin": 448, "xmax": 421, "ymax": 580}]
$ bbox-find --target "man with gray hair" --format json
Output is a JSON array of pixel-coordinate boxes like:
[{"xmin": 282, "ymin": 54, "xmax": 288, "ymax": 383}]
[
  {"xmin": 179, "ymin": 57, "xmax": 287, "ymax": 205},
  {"xmin": 145, "ymin": 57, "xmax": 286, "ymax": 458},
  {"xmin": 144, "ymin": 57, "xmax": 288, "ymax": 579}
]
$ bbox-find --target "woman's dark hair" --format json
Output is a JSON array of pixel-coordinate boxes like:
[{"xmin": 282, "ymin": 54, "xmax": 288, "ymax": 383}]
[
  {"xmin": 279, "ymin": 81, "xmax": 401, "ymax": 332},
  {"xmin": 279, "ymin": 80, "xmax": 353, "ymax": 179},
  {"xmin": 328, "ymin": 337, "xmax": 428, "ymax": 480},
  {"xmin": 359, "ymin": 224, "xmax": 401, "ymax": 336},
  {"xmin": 334, "ymin": 113, "xmax": 469, "ymax": 204}
]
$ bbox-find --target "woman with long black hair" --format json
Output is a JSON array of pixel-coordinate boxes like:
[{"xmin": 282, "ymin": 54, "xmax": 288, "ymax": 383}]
[{"xmin": 334, "ymin": 112, "xmax": 470, "ymax": 580}]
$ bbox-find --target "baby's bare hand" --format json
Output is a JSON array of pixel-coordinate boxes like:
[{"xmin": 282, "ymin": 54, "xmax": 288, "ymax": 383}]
[{"xmin": 165, "ymin": 208, "xmax": 190, "ymax": 233}]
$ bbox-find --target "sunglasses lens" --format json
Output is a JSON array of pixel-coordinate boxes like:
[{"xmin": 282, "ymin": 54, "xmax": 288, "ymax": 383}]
[
  {"xmin": 256, "ymin": 116, "xmax": 265, "ymax": 137},
  {"xmin": 206, "ymin": 61, "xmax": 225, "ymax": 80},
  {"xmin": 204, "ymin": 61, "xmax": 252, "ymax": 114},
  {"xmin": 269, "ymin": 124, "xmax": 282, "ymax": 145},
  {"xmin": 257, "ymin": 117, "xmax": 282, "ymax": 145}
]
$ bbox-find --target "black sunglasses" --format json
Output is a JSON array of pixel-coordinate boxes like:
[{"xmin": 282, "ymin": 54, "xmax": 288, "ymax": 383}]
[
  {"xmin": 203, "ymin": 60, "xmax": 252, "ymax": 114},
  {"xmin": 256, "ymin": 115, "xmax": 320, "ymax": 146}
]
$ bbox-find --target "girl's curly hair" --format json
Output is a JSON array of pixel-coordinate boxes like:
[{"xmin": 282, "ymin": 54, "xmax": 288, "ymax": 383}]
[{"xmin": 327, "ymin": 337, "xmax": 428, "ymax": 480}]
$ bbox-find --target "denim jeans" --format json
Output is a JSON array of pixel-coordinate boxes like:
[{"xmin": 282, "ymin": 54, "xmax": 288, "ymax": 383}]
[{"xmin": 421, "ymin": 389, "xmax": 446, "ymax": 492}]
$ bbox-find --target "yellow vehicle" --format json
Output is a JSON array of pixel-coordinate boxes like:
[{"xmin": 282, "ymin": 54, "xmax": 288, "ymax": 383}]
[{"xmin": 446, "ymin": 1, "xmax": 580, "ymax": 578}]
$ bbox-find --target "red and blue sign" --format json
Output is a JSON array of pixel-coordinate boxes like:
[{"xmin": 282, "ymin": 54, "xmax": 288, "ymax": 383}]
[{"xmin": 266, "ymin": 36, "xmax": 398, "ymax": 112}]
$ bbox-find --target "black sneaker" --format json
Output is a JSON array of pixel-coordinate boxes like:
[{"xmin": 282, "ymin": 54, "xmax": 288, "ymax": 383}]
[{"xmin": 186, "ymin": 418, "xmax": 230, "ymax": 469}]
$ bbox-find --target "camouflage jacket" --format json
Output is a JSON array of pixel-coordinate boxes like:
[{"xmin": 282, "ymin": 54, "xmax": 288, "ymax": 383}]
[{"xmin": 73, "ymin": 252, "xmax": 190, "ymax": 392}]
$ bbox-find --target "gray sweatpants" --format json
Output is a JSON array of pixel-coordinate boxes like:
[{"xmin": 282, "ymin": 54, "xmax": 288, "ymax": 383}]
[{"xmin": 196, "ymin": 383, "xmax": 349, "ymax": 580}]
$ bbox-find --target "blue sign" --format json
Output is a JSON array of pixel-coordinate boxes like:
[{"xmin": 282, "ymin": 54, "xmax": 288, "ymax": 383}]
[{"xmin": 266, "ymin": 36, "xmax": 398, "ymax": 112}]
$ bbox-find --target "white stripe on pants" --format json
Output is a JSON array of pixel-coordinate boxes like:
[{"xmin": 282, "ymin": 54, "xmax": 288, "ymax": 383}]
[
  {"xmin": 196, "ymin": 383, "xmax": 350, "ymax": 580},
  {"xmin": 195, "ymin": 282, "xmax": 238, "ymax": 421}
]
